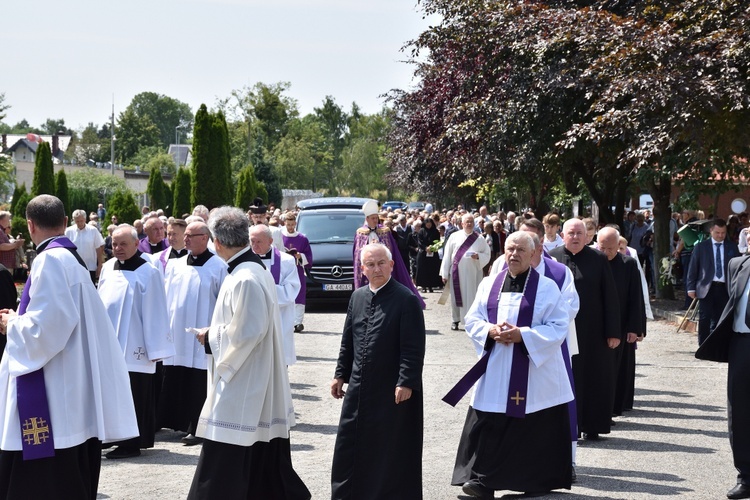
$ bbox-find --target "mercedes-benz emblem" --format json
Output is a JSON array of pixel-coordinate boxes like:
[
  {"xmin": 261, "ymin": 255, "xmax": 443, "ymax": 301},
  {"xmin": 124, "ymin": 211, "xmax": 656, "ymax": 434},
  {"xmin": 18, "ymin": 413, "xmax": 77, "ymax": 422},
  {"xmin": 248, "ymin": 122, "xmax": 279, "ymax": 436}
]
[{"xmin": 331, "ymin": 266, "xmax": 344, "ymax": 278}]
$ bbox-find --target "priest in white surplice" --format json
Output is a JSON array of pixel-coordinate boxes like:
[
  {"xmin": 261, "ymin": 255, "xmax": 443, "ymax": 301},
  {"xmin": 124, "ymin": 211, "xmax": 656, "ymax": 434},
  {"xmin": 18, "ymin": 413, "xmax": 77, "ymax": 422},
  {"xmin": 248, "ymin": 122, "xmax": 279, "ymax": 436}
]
[
  {"xmin": 98, "ymin": 224, "xmax": 173, "ymax": 460},
  {"xmin": 0, "ymin": 195, "xmax": 138, "ymax": 499},
  {"xmin": 440, "ymin": 213, "xmax": 491, "ymax": 330},
  {"xmin": 158, "ymin": 221, "xmax": 227, "ymax": 446},
  {"xmin": 188, "ymin": 206, "xmax": 309, "ymax": 500},
  {"xmin": 251, "ymin": 224, "xmax": 301, "ymax": 366},
  {"xmin": 451, "ymin": 231, "xmax": 573, "ymax": 498}
]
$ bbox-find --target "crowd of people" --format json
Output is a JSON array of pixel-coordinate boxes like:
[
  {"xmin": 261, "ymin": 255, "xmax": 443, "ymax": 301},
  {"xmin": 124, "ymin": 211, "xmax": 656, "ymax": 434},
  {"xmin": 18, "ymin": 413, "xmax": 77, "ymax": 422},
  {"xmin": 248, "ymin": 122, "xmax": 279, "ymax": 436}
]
[{"xmin": 3, "ymin": 192, "xmax": 750, "ymax": 499}]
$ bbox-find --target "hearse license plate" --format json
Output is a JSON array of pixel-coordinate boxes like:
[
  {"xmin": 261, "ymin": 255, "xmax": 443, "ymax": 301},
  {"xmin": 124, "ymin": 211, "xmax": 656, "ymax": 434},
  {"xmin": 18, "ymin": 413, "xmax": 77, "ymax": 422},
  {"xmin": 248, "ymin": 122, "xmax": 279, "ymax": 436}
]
[{"xmin": 324, "ymin": 284, "xmax": 353, "ymax": 291}]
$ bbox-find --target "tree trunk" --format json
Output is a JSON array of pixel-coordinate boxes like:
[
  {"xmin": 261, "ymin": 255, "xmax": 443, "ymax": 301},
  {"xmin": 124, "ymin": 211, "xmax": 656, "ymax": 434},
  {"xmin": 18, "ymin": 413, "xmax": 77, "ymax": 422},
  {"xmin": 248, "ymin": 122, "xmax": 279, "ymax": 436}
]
[{"xmin": 651, "ymin": 175, "xmax": 675, "ymax": 300}]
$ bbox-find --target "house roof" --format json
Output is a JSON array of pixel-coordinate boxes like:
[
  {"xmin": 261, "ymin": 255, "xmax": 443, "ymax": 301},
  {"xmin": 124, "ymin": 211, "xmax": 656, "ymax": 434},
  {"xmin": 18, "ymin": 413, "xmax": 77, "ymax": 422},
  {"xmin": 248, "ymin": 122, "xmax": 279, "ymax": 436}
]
[
  {"xmin": 168, "ymin": 144, "xmax": 192, "ymax": 166},
  {"xmin": 2, "ymin": 134, "xmax": 71, "ymax": 152},
  {"xmin": 5, "ymin": 138, "xmax": 38, "ymax": 154}
]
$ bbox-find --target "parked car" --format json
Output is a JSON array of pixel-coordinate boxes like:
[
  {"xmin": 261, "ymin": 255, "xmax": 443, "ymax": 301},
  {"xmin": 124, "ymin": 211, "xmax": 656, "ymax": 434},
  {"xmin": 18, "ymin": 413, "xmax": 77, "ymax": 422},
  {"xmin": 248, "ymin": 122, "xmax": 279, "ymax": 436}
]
[
  {"xmin": 296, "ymin": 197, "xmax": 376, "ymax": 302},
  {"xmin": 382, "ymin": 200, "xmax": 408, "ymax": 211},
  {"xmin": 407, "ymin": 201, "xmax": 426, "ymax": 211}
]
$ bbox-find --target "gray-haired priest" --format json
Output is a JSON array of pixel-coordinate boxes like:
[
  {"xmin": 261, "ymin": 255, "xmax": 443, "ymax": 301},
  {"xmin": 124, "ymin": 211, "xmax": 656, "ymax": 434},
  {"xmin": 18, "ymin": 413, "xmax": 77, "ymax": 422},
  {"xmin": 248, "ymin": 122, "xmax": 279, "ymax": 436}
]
[
  {"xmin": 449, "ymin": 231, "xmax": 573, "ymax": 498},
  {"xmin": 187, "ymin": 206, "xmax": 309, "ymax": 500}
]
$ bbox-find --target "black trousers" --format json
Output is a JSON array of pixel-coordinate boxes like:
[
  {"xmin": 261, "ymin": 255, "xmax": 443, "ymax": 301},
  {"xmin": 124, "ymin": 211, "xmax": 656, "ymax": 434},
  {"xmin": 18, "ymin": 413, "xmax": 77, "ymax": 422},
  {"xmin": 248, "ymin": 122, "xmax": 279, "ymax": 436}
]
[
  {"xmin": 729, "ymin": 333, "xmax": 750, "ymax": 483},
  {"xmin": 0, "ymin": 438, "xmax": 102, "ymax": 500},
  {"xmin": 698, "ymin": 282, "xmax": 728, "ymax": 345},
  {"xmin": 188, "ymin": 437, "xmax": 310, "ymax": 500}
]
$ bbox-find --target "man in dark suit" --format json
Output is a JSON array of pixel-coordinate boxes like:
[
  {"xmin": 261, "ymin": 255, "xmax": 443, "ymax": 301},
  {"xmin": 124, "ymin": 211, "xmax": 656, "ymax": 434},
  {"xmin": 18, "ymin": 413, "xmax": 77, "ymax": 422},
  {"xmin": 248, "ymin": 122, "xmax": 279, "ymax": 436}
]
[
  {"xmin": 687, "ymin": 218, "xmax": 740, "ymax": 345},
  {"xmin": 696, "ymin": 230, "xmax": 750, "ymax": 499},
  {"xmin": 393, "ymin": 214, "xmax": 412, "ymax": 274}
]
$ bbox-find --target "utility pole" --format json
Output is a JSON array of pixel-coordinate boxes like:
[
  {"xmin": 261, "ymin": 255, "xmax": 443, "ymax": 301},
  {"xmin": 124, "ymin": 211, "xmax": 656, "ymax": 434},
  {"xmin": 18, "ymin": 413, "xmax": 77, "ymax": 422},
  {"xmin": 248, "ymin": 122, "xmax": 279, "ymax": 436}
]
[{"xmin": 110, "ymin": 96, "xmax": 115, "ymax": 175}]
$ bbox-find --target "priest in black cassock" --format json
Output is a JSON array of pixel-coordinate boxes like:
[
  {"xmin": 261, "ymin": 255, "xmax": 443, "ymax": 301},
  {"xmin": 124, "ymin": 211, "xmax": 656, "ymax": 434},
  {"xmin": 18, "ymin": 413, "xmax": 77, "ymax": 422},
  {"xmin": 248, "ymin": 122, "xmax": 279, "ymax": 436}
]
[
  {"xmin": 331, "ymin": 243, "xmax": 425, "ymax": 500},
  {"xmin": 0, "ymin": 263, "xmax": 16, "ymax": 361},
  {"xmin": 549, "ymin": 219, "xmax": 620, "ymax": 440},
  {"xmin": 598, "ymin": 227, "xmax": 647, "ymax": 417}
]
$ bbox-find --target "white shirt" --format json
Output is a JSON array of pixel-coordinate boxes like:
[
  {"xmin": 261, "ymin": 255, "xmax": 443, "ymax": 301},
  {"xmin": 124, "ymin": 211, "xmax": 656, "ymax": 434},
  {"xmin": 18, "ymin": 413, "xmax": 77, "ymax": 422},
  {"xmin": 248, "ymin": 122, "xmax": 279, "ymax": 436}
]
[
  {"xmin": 64, "ymin": 224, "xmax": 104, "ymax": 271},
  {"xmin": 712, "ymin": 238, "xmax": 726, "ymax": 284},
  {"xmin": 543, "ymin": 234, "xmax": 564, "ymax": 253}
]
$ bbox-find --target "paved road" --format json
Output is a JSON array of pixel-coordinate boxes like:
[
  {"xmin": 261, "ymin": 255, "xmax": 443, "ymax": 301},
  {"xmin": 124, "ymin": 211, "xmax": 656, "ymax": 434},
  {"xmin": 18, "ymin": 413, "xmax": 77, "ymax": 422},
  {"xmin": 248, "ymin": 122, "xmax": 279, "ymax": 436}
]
[{"xmin": 98, "ymin": 291, "xmax": 735, "ymax": 499}]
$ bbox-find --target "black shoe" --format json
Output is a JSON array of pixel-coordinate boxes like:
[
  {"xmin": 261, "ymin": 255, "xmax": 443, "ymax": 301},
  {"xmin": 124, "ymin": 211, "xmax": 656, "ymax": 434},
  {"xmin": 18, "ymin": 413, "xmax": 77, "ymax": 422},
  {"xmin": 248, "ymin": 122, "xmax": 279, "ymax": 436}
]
[
  {"xmin": 181, "ymin": 434, "xmax": 204, "ymax": 446},
  {"xmin": 105, "ymin": 446, "xmax": 140, "ymax": 459},
  {"xmin": 728, "ymin": 483, "xmax": 750, "ymax": 499},
  {"xmin": 294, "ymin": 324, "xmax": 304, "ymax": 333},
  {"xmin": 571, "ymin": 465, "xmax": 577, "ymax": 483},
  {"xmin": 462, "ymin": 480, "xmax": 494, "ymax": 499},
  {"xmin": 428, "ymin": 287, "xmax": 434, "ymax": 293},
  {"xmin": 451, "ymin": 322, "xmax": 459, "ymax": 331},
  {"xmin": 583, "ymin": 432, "xmax": 600, "ymax": 441}
]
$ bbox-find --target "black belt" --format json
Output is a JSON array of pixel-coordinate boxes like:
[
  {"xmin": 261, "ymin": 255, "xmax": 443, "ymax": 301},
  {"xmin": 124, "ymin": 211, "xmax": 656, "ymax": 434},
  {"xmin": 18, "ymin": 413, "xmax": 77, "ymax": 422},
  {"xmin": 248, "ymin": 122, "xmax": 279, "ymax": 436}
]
[{"xmin": 712, "ymin": 281, "xmax": 726, "ymax": 286}]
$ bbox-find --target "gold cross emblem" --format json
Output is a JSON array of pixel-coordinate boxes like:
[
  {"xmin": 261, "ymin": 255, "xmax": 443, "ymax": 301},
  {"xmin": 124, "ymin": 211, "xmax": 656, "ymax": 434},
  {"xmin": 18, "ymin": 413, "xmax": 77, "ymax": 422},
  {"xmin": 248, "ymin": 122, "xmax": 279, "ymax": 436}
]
[
  {"xmin": 22, "ymin": 417, "xmax": 50, "ymax": 446},
  {"xmin": 510, "ymin": 391, "xmax": 525, "ymax": 406}
]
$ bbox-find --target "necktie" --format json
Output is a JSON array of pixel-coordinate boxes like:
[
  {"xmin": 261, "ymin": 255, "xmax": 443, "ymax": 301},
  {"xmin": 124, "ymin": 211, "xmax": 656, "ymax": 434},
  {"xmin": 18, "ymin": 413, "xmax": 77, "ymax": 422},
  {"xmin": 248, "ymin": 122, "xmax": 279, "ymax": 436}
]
[{"xmin": 715, "ymin": 243, "xmax": 723, "ymax": 280}]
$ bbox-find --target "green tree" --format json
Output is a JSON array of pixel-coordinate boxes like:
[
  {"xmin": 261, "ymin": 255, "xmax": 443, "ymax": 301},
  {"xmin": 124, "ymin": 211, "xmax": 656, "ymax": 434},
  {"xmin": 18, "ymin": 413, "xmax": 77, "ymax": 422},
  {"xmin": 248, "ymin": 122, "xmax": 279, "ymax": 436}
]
[
  {"xmin": 313, "ymin": 96, "xmax": 348, "ymax": 195},
  {"xmin": 146, "ymin": 166, "xmax": 166, "ymax": 213},
  {"xmin": 41, "ymin": 118, "xmax": 73, "ymax": 136},
  {"xmin": 0, "ymin": 93, "xmax": 8, "ymax": 123},
  {"xmin": 32, "ymin": 142, "xmax": 55, "ymax": 196},
  {"xmin": 116, "ymin": 107, "xmax": 161, "ymax": 164},
  {"xmin": 66, "ymin": 169, "xmax": 128, "ymax": 193},
  {"xmin": 339, "ymin": 108, "xmax": 390, "ymax": 196},
  {"xmin": 0, "ymin": 153, "xmax": 15, "ymax": 202},
  {"xmin": 127, "ymin": 92, "xmax": 193, "ymax": 149},
  {"xmin": 235, "ymin": 163, "xmax": 261, "ymax": 210},
  {"xmin": 191, "ymin": 105, "xmax": 232, "ymax": 208},
  {"xmin": 211, "ymin": 111, "xmax": 232, "ymax": 206},
  {"xmin": 54, "ymin": 169, "xmax": 70, "ymax": 218},
  {"xmin": 10, "ymin": 183, "xmax": 26, "ymax": 215},
  {"xmin": 172, "ymin": 168, "xmax": 192, "ymax": 218},
  {"xmin": 68, "ymin": 123, "xmax": 110, "ymax": 164},
  {"xmin": 107, "ymin": 190, "xmax": 141, "ymax": 225},
  {"xmin": 191, "ymin": 104, "xmax": 212, "ymax": 208},
  {"xmin": 11, "ymin": 187, "xmax": 31, "ymax": 243},
  {"xmin": 68, "ymin": 188, "xmax": 99, "ymax": 219}
]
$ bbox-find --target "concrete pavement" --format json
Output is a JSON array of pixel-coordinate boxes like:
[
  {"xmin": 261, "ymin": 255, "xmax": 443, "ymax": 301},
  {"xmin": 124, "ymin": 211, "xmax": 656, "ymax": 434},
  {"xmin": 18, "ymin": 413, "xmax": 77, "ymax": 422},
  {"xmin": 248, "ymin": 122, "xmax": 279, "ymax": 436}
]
[{"xmin": 97, "ymin": 291, "xmax": 735, "ymax": 499}]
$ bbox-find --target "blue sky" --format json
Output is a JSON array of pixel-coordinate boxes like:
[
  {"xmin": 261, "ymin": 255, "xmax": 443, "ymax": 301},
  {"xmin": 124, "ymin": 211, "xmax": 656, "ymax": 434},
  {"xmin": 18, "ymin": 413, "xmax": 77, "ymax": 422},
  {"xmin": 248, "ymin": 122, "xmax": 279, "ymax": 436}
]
[{"xmin": 1, "ymin": 0, "xmax": 437, "ymax": 131}]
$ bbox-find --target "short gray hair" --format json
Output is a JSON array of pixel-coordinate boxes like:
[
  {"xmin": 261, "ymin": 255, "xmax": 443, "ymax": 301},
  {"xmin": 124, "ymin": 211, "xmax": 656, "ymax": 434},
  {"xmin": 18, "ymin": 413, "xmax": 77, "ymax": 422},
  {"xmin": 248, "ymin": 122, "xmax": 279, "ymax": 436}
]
[
  {"xmin": 506, "ymin": 230, "xmax": 535, "ymax": 251},
  {"xmin": 72, "ymin": 209, "xmax": 86, "ymax": 220},
  {"xmin": 249, "ymin": 224, "xmax": 272, "ymax": 240},
  {"xmin": 209, "ymin": 206, "xmax": 249, "ymax": 248},
  {"xmin": 359, "ymin": 243, "xmax": 392, "ymax": 264},
  {"xmin": 113, "ymin": 224, "xmax": 138, "ymax": 241}
]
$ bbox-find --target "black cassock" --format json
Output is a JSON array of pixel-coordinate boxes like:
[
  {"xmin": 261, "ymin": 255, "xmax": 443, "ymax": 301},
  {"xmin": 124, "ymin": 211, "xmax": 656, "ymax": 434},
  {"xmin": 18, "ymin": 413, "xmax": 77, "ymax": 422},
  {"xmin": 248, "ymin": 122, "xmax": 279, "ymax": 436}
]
[
  {"xmin": 0, "ymin": 264, "xmax": 18, "ymax": 361},
  {"xmin": 549, "ymin": 245, "xmax": 620, "ymax": 435},
  {"xmin": 332, "ymin": 278, "xmax": 425, "ymax": 500},
  {"xmin": 609, "ymin": 254, "xmax": 647, "ymax": 416}
]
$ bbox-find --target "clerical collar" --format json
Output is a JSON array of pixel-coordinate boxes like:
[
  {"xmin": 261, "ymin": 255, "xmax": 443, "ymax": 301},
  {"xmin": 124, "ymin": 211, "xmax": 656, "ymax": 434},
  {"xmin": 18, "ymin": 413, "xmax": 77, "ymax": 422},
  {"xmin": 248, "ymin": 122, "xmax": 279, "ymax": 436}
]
[
  {"xmin": 258, "ymin": 249, "xmax": 273, "ymax": 260},
  {"xmin": 187, "ymin": 249, "xmax": 213, "ymax": 267},
  {"xmin": 115, "ymin": 251, "xmax": 147, "ymax": 271},
  {"xmin": 226, "ymin": 246, "xmax": 265, "ymax": 273},
  {"xmin": 36, "ymin": 235, "xmax": 63, "ymax": 253},
  {"xmin": 368, "ymin": 276, "xmax": 392, "ymax": 294},
  {"xmin": 170, "ymin": 247, "xmax": 187, "ymax": 259},
  {"xmin": 503, "ymin": 269, "xmax": 530, "ymax": 293}
]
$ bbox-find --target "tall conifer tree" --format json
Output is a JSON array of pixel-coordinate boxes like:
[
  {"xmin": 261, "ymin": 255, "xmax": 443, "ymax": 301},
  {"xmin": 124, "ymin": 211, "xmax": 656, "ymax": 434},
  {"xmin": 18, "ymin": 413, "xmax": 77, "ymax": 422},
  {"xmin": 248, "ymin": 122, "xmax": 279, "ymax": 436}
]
[{"xmin": 32, "ymin": 142, "xmax": 55, "ymax": 196}]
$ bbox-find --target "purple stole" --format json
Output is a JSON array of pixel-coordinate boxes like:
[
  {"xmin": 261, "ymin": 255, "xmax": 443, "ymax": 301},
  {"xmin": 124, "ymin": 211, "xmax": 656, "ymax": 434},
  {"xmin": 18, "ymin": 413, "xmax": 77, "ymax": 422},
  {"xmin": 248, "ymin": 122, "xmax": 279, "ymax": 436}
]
[
  {"xmin": 443, "ymin": 268, "xmax": 539, "ymax": 418},
  {"xmin": 16, "ymin": 237, "xmax": 78, "ymax": 460},
  {"xmin": 451, "ymin": 232, "xmax": 479, "ymax": 307},
  {"xmin": 158, "ymin": 246, "xmax": 171, "ymax": 271},
  {"xmin": 270, "ymin": 247, "xmax": 281, "ymax": 284}
]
